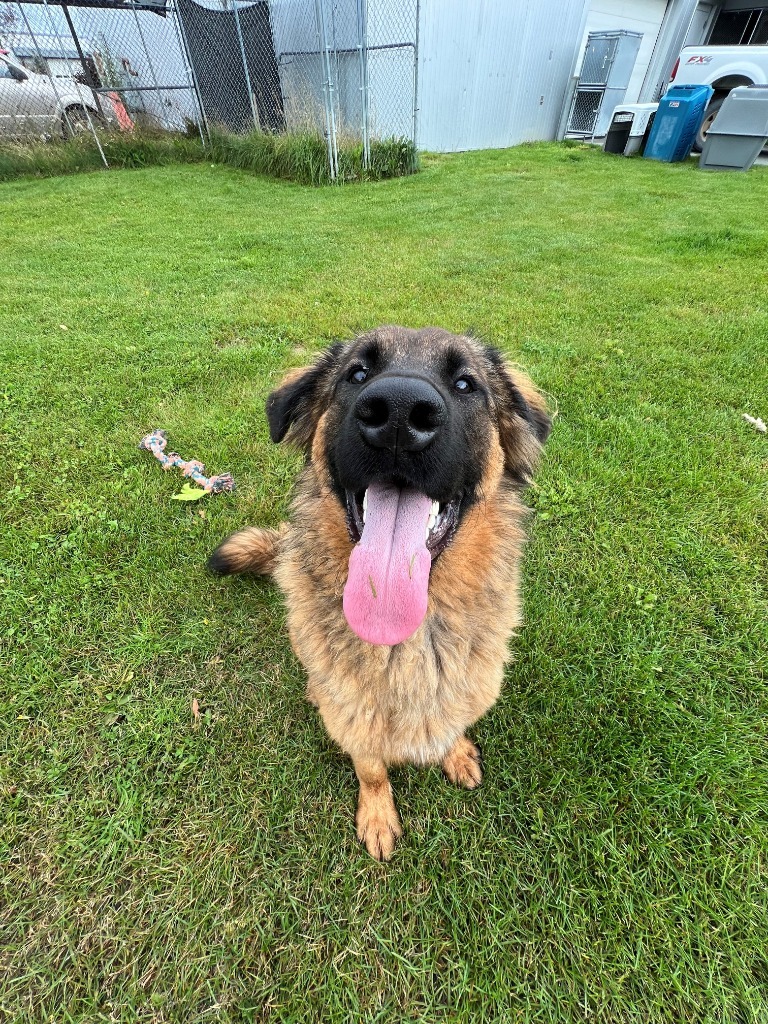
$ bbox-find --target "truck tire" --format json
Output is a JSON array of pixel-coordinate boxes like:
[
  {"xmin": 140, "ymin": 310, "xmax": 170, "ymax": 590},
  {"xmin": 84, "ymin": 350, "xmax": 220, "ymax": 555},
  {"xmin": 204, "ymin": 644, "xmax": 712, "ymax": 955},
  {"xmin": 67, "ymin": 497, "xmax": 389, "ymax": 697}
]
[
  {"xmin": 63, "ymin": 106, "xmax": 103, "ymax": 139},
  {"xmin": 693, "ymin": 96, "xmax": 725, "ymax": 153}
]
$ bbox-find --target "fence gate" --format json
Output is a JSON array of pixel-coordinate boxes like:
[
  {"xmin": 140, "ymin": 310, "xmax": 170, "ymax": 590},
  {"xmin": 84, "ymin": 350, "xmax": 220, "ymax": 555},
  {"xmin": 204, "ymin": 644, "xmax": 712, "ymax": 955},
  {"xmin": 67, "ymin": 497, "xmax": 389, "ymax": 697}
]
[{"xmin": 269, "ymin": 0, "xmax": 419, "ymax": 177}]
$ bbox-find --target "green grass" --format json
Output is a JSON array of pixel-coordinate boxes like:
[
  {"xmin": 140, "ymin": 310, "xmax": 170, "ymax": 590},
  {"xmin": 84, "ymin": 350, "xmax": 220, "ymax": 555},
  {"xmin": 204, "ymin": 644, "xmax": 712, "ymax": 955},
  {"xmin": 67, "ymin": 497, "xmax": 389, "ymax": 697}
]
[
  {"xmin": 0, "ymin": 129, "xmax": 417, "ymax": 186},
  {"xmin": 1, "ymin": 143, "xmax": 767, "ymax": 1022}
]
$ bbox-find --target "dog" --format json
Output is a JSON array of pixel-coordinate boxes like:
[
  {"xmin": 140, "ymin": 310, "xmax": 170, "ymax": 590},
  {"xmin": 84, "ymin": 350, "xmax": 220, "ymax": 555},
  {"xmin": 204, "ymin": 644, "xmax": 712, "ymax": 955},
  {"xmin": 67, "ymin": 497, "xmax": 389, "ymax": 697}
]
[{"xmin": 209, "ymin": 326, "xmax": 551, "ymax": 860}]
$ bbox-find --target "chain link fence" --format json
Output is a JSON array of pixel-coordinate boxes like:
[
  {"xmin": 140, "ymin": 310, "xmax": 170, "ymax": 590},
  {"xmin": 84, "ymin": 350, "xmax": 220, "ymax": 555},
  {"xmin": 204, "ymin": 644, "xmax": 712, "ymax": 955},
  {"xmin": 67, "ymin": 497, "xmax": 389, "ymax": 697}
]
[{"xmin": 0, "ymin": 0, "xmax": 418, "ymax": 176}]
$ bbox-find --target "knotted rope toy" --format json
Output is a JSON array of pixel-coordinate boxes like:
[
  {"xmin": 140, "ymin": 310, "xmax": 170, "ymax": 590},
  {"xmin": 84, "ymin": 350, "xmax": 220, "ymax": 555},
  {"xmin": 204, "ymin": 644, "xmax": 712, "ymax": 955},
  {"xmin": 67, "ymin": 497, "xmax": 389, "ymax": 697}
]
[{"xmin": 139, "ymin": 429, "xmax": 235, "ymax": 494}]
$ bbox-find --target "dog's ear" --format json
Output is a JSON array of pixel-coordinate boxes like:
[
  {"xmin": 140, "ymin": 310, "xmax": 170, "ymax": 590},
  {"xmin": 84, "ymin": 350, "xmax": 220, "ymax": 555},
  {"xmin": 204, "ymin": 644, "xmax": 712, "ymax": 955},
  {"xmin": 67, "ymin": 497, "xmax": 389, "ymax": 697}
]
[
  {"xmin": 266, "ymin": 342, "xmax": 346, "ymax": 449},
  {"xmin": 486, "ymin": 348, "xmax": 552, "ymax": 486}
]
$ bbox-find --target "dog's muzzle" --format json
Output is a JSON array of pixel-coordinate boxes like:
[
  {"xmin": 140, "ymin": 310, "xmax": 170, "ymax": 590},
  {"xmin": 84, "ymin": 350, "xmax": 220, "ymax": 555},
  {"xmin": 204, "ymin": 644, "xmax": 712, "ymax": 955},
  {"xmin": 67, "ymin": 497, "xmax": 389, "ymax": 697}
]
[{"xmin": 354, "ymin": 375, "xmax": 446, "ymax": 454}]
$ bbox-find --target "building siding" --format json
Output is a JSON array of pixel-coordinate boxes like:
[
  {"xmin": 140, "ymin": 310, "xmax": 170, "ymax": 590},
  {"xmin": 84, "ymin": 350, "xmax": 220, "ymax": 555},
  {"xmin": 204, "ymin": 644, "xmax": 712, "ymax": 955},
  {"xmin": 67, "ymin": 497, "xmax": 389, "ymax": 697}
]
[{"xmin": 416, "ymin": 0, "xmax": 590, "ymax": 151}]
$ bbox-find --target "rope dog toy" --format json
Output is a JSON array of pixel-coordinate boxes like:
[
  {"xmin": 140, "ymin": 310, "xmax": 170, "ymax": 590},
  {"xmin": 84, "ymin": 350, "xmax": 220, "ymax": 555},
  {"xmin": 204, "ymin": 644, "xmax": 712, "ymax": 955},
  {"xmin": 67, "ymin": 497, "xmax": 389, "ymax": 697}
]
[{"xmin": 139, "ymin": 429, "xmax": 235, "ymax": 494}]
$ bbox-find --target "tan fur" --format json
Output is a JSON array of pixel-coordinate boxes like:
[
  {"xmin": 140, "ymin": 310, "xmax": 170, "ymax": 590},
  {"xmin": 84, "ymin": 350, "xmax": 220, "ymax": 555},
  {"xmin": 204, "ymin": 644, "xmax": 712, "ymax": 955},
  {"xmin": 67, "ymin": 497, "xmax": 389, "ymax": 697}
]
[
  {"xmin": 213, "ymin": 525, "xmax": 287, "ymax": 575},
  {"xmin": 442, "ymin": 735, "xmax": 483, "ymax": 789},
  {"xmin": 213, "ymin": 328, "xmax": 549, "ymax": 860},
  {"xmin": 274, "ymin": 432, "xmax": 526, "ymax": 773},
  {"xmin": 511, "ymin": 371, "xmax": 550, "ymax": 420},
  {"xmin": 354, "ymin": 755, "xmax": 402, "ymax": 861}
]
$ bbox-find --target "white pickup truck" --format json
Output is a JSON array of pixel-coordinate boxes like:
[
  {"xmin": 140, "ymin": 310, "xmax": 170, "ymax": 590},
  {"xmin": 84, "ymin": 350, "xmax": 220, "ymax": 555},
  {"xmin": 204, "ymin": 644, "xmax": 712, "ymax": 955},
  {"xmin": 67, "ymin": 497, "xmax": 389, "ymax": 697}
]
[{"xmin": 670, "ymin": 44, "xmax": 768, "ymax": 149}]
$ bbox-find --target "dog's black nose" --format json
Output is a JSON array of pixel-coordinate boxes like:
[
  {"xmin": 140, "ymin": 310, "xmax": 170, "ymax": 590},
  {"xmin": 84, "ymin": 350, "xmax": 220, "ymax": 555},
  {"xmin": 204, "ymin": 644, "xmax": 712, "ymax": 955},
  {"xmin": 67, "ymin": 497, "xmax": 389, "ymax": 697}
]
[{"xmin": 354, "ymin": 376, "xmax": 447, "ymax": 453}]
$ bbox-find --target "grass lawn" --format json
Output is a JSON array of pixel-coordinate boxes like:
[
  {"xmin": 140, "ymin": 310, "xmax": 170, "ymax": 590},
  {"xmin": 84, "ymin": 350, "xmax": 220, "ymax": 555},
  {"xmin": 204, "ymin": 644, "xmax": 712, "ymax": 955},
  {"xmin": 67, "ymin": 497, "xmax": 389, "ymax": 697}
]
[{"xmin": 1, "ymin": 144, "xmax": 767, "ymax": 1022}]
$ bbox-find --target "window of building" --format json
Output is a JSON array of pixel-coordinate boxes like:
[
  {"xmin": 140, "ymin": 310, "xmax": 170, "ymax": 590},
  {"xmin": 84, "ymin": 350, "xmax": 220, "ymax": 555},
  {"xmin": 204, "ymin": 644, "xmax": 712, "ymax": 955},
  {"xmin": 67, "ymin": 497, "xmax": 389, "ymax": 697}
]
[{"xmin": 709, "ymin": 6, "xmax": 768, "ymax": 44}]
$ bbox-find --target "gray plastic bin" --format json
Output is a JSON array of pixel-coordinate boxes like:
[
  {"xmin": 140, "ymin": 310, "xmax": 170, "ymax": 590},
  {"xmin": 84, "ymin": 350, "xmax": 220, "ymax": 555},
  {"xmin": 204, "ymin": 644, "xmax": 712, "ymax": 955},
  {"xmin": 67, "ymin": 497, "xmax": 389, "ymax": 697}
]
[{"xmin": 699, "ymin": 85, "xmax": 768, "ymax": 172}]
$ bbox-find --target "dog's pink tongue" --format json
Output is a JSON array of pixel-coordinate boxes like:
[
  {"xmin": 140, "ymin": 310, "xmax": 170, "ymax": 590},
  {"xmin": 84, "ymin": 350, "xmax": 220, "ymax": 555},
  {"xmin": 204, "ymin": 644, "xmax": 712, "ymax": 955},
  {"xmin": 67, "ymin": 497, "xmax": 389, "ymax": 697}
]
[{"xmin": 343, "ymin": 483, "xmax": 433, "ymax": 646}]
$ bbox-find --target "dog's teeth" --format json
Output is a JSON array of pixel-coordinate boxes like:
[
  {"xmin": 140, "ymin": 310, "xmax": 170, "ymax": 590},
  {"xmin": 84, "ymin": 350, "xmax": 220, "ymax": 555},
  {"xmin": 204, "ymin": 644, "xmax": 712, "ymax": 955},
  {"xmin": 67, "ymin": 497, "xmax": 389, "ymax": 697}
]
[
  {"xmin": 425, "ymin": 501, "xmax": 439, "ymax": 542},
  {"xmin": 362, "ymin": 490, "xmax": 367, "ymax": 523}
]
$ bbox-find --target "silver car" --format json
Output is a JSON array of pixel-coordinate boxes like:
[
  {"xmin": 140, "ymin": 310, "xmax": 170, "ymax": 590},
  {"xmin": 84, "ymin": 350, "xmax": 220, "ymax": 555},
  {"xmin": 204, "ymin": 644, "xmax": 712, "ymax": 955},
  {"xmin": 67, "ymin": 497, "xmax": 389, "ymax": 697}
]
[{"xmin": 0, "ymin": 49, "xmax": 114, "ymax": 139}]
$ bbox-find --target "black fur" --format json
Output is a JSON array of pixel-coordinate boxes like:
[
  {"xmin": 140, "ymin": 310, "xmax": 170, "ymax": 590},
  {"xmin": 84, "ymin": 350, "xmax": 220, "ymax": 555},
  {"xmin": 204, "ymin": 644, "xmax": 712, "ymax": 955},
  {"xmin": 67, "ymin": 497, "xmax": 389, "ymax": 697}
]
[
  {"xmin": 266, "ymin": 342, "xmax": 346, "ymax": 447},
  {"xmin": 207, "ymin": 545, "xmax": 234, "ymax": 576},
  {"xmin": 328, "ymin": 337, "xmax": 488, "ymax": 508},
  {"xmin": 486, "ymin": 346, "xmax": 552, "ymax": 444}
]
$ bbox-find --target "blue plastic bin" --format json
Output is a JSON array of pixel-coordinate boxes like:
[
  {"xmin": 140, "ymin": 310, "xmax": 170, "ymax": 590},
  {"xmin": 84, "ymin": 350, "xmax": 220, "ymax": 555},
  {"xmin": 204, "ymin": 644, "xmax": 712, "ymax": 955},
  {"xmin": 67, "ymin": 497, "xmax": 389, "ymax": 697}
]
[{"xmin": 644, "ymin": 84, "xmax": 714, "ymax": 162}]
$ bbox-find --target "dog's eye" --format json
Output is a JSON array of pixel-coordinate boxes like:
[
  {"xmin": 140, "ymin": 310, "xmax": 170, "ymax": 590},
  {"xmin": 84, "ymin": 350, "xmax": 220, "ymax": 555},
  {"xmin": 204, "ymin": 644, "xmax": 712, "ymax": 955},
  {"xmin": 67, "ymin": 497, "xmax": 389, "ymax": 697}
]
[
  {"xmin": 454, "ymin": 376, "xmax": 475, "ymax": 393},
  {"xmin": 349, "ymin": 366, "xmax": 369, "ymax": 384}
]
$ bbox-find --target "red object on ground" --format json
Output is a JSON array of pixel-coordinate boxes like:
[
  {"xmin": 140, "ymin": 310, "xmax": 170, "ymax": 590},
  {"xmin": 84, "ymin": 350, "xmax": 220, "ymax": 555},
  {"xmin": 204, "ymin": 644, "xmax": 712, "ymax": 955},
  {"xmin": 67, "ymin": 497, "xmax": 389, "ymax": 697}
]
[{"xmin": 106, "ymin": 92, "xmax": 134, "ymax": 131}]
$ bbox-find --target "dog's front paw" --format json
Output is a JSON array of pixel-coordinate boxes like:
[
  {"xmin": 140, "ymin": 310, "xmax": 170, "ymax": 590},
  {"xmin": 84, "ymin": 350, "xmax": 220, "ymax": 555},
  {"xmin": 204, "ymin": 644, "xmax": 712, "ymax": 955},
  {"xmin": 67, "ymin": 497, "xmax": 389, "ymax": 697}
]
[
  {"xmin": 356, "ymin": 789, "xmax": 402, "ymax": 861},
  {"xmin": 442, "ymin": 736, "xmax": 483, "ymax": 789}
]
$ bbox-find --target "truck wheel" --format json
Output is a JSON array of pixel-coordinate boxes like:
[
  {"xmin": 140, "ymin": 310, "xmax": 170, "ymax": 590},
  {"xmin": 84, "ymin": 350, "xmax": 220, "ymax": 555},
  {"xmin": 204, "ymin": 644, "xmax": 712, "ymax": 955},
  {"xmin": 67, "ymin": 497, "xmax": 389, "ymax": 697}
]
[
  {"xmin": 63, "ymin": 106, "xmax": 102, "ymax": 139},
  {"xmin": 693, "ymin": 96, "xmax": 725, "ymax": 153}
]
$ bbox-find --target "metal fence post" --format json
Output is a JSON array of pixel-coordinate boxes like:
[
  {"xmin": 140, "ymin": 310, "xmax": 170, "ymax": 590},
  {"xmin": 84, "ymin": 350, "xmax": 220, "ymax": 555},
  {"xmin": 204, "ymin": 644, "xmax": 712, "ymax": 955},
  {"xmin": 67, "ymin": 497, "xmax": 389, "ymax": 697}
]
[
  {"xmin": 16, "ymin": 1, "xmax": 74, "ymax": 138},
  {"xmin": 172, "ymin": 0, "xmax": 209, "ymax": 141},
  {"xmin": 412, "ymin": 0, "xmax": 420, "ymax": 149},
  {"xmin": 356, "ymin": 0, "xmax": 370, "ymax": 167},
  {"xmin": 230, "ymin": 0, "xmax": 259, "ymax": 131},
  {"xmin": 40, "ymin": 0, "xmax": 109, "ymax": 167},
  {"xmin": 61, "ymin": 2, "xmax": 105, "ymax": 119},
  {"xmin": 130, "ymin": 6, "xmax": 163, "ymax": 124},
  {"xmin": 314, "ymin": 0, "xmax": 338, "ymax": 179}
]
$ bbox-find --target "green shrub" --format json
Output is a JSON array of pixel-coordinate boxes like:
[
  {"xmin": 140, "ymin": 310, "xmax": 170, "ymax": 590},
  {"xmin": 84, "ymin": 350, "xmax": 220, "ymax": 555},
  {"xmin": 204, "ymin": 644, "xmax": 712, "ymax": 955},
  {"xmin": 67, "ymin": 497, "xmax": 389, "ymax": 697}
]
[
  {"xmin": 0, "ymin": 126, "xmax": 418, "ymax": 186},
  {"xmin": 207, "ymin": 127, "xmax": 419, "ymax": 185}
]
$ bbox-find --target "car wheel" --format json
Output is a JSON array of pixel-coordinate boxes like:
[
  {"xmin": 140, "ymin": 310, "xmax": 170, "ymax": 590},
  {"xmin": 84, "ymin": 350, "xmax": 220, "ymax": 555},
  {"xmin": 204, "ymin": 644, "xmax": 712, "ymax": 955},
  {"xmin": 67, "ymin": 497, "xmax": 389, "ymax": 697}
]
[
  {"xmin": 693, "ymin": 96, "xmax": 725, "ymax": 153},
  {"xmin": 62, "ymin": 106, "xmax": 101, "ymax": 139}
]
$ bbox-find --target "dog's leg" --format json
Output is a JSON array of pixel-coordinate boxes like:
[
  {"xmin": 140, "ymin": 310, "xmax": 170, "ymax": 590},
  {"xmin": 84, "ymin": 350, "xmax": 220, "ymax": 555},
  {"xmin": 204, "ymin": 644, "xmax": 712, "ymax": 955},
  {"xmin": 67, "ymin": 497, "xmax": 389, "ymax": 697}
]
[
  {"xmin": 353, "ymin": 756, "xmax": 402, "ymax": 861},
  {"xmin": 442, "ymin": 735, "xmax": 483, "ymax": 789}
]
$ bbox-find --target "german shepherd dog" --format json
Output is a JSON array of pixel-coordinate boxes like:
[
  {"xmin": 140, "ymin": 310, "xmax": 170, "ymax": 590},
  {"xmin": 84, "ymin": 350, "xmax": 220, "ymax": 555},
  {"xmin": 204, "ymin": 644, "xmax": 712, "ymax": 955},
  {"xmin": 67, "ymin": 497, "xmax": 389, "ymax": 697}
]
[{"xmin": 210, "ymin": 326, "xmax": 551, "ymax": 860}]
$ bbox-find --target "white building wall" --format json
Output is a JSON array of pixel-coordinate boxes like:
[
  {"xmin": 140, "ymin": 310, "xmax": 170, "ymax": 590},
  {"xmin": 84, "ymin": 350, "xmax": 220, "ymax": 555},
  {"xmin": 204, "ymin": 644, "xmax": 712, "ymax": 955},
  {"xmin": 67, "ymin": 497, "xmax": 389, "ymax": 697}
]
[
  {"xmin": 417, "ymin": 0, "xmax": 590, "ymax": 152},
  {"xmin": 579, "ymin": 0, "xmax": 669, "ymax": 102}
]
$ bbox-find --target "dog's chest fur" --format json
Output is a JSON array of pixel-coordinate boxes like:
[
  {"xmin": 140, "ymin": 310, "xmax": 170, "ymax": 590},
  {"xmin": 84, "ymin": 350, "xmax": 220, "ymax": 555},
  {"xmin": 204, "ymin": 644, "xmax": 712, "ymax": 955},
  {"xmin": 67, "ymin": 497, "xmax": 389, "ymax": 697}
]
[{"xmin": 274, "ymin": 466, "xmax": 528, "ymax": 766}]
